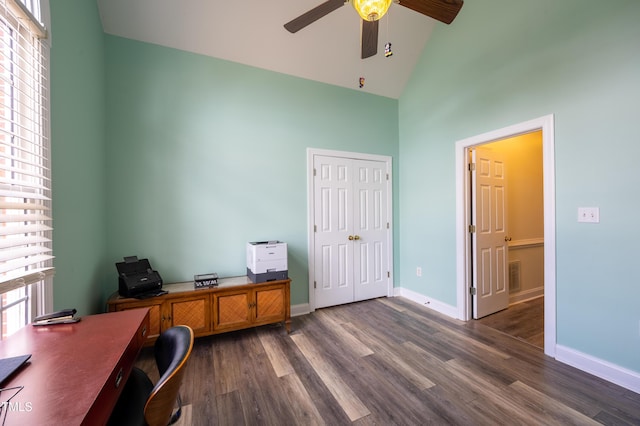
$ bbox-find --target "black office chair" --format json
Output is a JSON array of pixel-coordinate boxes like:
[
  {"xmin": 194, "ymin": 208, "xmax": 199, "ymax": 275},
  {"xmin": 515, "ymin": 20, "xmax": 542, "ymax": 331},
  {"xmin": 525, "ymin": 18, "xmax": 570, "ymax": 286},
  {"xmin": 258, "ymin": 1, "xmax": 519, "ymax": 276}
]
[{"xmin": 108, "ymin": 325, "xmax": 194, "ymax": 426}]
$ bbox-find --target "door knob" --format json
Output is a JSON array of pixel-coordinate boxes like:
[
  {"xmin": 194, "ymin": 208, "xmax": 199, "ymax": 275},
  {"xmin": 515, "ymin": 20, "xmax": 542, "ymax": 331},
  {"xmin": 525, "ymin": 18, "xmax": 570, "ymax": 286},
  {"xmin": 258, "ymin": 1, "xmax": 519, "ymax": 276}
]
[
  {"xmin": 504, "ymin": 236, "xmax": 512, "ymax": 242},
  {"xmin": 348, "ymin": 235, "xmax": 354, "ymax": 240},
  {"xmin": 354, "ymin": 235, "xmax": 360, "ymax": 240}
]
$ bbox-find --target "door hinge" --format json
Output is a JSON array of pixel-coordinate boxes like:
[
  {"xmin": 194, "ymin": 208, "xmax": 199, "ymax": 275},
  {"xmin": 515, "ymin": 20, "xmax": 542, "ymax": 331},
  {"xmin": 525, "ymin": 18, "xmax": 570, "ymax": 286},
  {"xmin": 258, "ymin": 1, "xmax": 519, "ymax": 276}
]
[
  {"xmin": 387, "ymin": 222, "xmax": 389, "ymax": 229},
  {"xmin": 469, "ymin": 225, "xmax": 476, "ymax": 233},
  {"xmin": 468, "ymin": 163, "xmax": 476, "ymax": 171},
  {"xmin": 470, "ymin": 287, "xmax": 477, "ymax": 295},
  {"xmin": 314, "ymin": 281, "xmax": 317, "ymax": 289},
  {"xmin": 314, "ymin": 224, "xmax": 317, "ymax": 232},
  {"xmin": 313, "ymin": 168, "xmax": 317, "ymax": 176},
  {"xmin": 386, "ymin": 173, "xmax": 389, "ymax": 180}
]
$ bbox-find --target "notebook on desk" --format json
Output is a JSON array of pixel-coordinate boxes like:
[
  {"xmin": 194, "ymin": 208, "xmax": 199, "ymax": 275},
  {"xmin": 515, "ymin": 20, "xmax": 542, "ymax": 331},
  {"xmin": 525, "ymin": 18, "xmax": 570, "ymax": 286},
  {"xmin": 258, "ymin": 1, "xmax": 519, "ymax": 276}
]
[{"xmin": 0, "ymin": 354, "xmax": 31, "ymax": 385}]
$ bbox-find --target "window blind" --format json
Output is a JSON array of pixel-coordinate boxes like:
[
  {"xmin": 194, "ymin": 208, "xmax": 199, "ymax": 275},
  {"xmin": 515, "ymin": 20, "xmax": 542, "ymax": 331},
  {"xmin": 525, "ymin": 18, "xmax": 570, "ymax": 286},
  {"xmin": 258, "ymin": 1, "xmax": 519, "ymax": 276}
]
[{"xmin": 0, "ymin": 0, "xmax": 52, "ymax": 294}]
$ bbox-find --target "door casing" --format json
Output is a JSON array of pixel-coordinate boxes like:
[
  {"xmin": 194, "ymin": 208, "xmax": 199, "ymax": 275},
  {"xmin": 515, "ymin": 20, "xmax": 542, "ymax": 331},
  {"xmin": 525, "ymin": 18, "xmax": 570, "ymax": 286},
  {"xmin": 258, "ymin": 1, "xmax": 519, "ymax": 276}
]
[
  {"xmin": 455, "ymin": 114, "xmax": 556, "ymax": 358},
  {"xmin": 307, "ymin": 148, "xmax": 394, "ymax": 312}
]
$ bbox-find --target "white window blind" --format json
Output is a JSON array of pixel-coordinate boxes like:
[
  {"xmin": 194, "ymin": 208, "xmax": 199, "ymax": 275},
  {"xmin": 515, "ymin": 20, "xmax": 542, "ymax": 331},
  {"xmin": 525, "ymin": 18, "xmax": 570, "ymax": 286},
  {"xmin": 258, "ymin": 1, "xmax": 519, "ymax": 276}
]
[{"xmin": 0, "ymin": 0, "xmax": 52, "ymax": 294}]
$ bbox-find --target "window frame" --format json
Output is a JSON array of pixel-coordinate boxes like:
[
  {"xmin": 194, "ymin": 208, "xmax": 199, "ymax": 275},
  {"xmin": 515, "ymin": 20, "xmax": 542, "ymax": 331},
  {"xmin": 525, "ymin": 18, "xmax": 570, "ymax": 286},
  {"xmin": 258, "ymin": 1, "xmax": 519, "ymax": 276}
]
[{"xmin": 0, "ymin": 0, "xmax": 52, "ymax": 338}]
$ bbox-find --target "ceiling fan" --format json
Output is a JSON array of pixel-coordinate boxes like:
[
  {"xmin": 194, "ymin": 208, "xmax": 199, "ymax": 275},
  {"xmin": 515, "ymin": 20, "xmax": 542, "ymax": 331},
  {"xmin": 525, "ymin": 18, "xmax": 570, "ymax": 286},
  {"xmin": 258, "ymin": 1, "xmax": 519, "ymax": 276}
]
[{"xmin": 284, "ymin": 0, "xmax": 464, "ymax": 59}]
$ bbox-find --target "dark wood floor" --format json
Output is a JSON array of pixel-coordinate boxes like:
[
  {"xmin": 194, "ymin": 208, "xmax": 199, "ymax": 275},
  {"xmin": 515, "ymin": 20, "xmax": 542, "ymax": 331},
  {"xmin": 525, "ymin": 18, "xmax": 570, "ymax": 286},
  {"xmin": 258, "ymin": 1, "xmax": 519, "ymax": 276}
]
[
  {"xmin": 136, "ymin": 296, "xmax": 640, "ymax": 425},
  {"xmin": 476, "ymin": 297, "xmax": 544, "ymax": 348}
]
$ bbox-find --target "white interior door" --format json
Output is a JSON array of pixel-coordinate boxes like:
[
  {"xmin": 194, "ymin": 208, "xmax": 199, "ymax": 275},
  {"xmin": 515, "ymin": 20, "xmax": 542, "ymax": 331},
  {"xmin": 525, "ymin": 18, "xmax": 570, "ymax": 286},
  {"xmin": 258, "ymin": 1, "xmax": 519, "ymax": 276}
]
[
  {"xmin": 314, "ymin": 156, "xmax": 355, "ymax": 308},
  {"xmin": 353, "ymin": 160, "xmax": 389, "ymax": 302},
  {"xmin": 472, "ymin": 147, "xmax": 509, "ymax": 319},
  {"xmin": 313, "ymin": 155, "xmax": 389, "ymax": 309}
]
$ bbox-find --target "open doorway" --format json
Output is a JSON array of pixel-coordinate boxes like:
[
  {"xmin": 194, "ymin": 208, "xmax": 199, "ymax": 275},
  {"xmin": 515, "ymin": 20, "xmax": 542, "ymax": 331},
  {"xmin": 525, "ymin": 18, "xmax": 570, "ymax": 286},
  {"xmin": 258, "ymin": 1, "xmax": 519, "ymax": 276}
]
[
  {"xmin": 455, "ymin": 115, "xmax": 557, "ymax": 358},
  {"xmin": 471, "ymin": 132, "xmax": 544, "ymax": 348}
]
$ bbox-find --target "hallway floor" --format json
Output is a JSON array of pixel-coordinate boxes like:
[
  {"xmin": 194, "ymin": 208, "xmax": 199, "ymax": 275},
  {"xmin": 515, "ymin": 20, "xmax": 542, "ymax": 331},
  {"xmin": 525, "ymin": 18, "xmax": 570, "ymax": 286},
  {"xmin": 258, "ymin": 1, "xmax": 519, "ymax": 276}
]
[{"xmin": 476, "ymin": 297, "xmax": 544, "ymax": 348}]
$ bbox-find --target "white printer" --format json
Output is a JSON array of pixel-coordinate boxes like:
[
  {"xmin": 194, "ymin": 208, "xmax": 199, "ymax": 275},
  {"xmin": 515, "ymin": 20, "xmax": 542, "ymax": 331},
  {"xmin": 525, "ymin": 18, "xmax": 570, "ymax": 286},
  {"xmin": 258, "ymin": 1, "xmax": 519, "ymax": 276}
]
[{"xmin": 246, "ymin": 241, "xmax": 288, "ymax": 283}]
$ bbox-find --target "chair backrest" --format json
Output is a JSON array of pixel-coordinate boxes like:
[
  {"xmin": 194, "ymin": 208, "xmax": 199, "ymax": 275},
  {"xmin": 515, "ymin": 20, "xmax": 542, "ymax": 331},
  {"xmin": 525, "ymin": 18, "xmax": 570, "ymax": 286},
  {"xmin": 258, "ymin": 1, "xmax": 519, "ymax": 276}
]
[{"xmin": 144, "ymin": 325, "xmax": 194, "ymax": 426}]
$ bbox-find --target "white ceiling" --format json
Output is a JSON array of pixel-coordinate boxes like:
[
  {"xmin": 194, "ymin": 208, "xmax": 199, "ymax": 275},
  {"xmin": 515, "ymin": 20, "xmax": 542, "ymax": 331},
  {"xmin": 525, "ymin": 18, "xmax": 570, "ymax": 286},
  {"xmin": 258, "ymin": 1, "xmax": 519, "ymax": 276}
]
[{"xmin": 97, "ymin": 0, "xmax": 442, "ymax": 99}]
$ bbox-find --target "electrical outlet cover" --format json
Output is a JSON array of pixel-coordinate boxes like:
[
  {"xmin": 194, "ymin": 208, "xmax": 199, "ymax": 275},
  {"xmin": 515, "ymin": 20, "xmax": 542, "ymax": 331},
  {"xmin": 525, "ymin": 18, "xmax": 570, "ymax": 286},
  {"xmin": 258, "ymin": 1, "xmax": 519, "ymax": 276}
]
[{"xmin": 578, "ymin": 207, "xmax": 599, "ymax": 223}]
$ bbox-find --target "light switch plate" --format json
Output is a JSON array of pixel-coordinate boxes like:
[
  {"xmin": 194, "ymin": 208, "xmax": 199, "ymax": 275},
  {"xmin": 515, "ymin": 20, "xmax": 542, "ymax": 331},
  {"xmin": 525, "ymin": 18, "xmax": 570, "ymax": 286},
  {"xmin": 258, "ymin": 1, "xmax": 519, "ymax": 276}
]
[{"xmin": 578, "ymin": 207, "xmax": 599, "ymax": 223}]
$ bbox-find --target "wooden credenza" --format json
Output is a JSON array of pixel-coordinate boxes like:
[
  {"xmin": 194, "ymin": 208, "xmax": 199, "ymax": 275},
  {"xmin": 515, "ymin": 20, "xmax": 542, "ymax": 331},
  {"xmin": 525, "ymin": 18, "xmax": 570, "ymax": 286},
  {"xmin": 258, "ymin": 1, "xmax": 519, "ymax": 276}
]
[{"xmin": 107, "ymin": 276, "xmax": 290, "ymax": 345}]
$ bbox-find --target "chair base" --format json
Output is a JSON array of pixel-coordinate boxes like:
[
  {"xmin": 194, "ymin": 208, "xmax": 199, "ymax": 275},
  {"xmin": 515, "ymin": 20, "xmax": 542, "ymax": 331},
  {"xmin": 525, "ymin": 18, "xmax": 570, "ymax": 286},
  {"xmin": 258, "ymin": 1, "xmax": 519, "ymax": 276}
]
[{"xmin": 108, "ymin": 367, "xmax": 154, "ymax": 426}]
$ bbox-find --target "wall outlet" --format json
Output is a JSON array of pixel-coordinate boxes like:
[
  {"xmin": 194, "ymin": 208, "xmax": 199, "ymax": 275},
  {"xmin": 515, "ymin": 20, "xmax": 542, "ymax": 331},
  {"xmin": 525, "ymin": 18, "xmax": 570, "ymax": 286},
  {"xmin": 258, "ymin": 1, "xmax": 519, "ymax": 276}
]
[
  {"xmin": 416, "ymin": 267, "xmax": 422, "ymax": 277},
  {"xmin": 578, "ymin": 207, "xmax": 600, "ymax": 223}
]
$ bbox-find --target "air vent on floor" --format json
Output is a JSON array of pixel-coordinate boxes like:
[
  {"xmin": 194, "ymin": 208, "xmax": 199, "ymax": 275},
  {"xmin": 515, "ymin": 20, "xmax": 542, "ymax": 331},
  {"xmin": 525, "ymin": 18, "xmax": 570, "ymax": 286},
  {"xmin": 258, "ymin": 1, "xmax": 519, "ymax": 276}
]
[{"xmin": 509, "ymin": 261, "xmax": 521, "ymax": 292}]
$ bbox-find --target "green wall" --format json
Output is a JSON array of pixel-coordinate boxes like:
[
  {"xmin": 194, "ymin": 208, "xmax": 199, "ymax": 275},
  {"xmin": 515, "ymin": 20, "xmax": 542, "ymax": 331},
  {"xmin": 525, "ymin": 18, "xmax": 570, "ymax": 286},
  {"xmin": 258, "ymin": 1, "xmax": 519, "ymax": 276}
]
[
  {"xmin": 399, "ymin": 0, "xmax": 640, "ymax": 372},
  {"xmin": 49, "ymin": 0, "xmax": 107, "ymax": 315},
  {"xmin": 103, "ymin": 36, "xmax": 399, "ymax": 306}
]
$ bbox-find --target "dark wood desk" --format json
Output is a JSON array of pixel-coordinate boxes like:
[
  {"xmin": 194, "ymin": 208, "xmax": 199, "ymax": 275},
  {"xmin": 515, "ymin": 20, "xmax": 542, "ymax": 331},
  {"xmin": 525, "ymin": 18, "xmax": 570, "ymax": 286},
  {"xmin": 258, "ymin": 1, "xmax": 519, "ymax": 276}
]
[{"xmin": 0, "ymin": 308, "xmax": 149, "ymax": 425}]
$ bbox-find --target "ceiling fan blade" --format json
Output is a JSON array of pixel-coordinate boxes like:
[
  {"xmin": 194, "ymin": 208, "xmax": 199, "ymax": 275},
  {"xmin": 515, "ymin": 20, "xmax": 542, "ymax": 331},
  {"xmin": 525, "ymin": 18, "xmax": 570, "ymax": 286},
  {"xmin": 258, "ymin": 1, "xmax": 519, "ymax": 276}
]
[
  {"xmin": 397, "ymin": 0, "xmax": 464, "ymax": 25},
  {"xmin": 361, "ymin": 19, "xmax": 379, "ymax": 59},
  {"xmin": 284, "ymin": 0, "xmax": 346, "ymax": 33}
]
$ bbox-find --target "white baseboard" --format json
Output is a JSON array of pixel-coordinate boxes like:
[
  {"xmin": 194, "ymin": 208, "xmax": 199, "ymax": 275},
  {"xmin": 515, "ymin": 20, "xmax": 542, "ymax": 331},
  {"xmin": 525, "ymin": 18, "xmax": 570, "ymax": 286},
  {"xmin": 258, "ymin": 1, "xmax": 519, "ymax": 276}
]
[
  {"xmin": 394, "ymin": 286, "xmax": 458, "ymax": 319},
  {"xmin": 294, "ymin": 288, "xmax": 458, "ymax": 319},
  {"xmin": 509, "ymin": 287, "xmax": 544, "ymax": 305},
  {"xmin": 291, "ymin": 303, "xmax": 310, "ymax": 317},
  {"xmin": 556, "ymin": 345, "xmax": 640, "ymax": 394}
]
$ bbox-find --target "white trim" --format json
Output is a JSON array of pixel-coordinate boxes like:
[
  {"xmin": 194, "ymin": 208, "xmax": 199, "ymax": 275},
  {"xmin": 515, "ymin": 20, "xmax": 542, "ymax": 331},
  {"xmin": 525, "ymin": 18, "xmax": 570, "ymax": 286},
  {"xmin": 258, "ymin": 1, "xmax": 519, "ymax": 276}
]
[
  {"xmin": 306, "ymin": 148, "xmax": 394, "ymax": 312},
  {"xmin": 41, "ymin": 0, "xmax": 52, "ymax": 317},
  {"xmin": 291, "ymin": 303, "xmax": 311, "ymax": 317},
  {"xmin": 509, "ymin": 287, "xmax": 544, "ymax": 305},
  {"xmin": 509, "ymin": 238, "xmax": 544, "ymax": 249},
  {"xmin": 455, "ymin": 114, "xmax": 557, "ymax": 358},
  {"xmin": 556, "ymin": 345, "xmax": 640, "ymax": 394},
  {"xmin": 6, "ymin": 0, "xmax": 47, "ymax": 38},
  {"xmin": 394, "ymin": 287, "xmax": 458, "ymax": 319}
]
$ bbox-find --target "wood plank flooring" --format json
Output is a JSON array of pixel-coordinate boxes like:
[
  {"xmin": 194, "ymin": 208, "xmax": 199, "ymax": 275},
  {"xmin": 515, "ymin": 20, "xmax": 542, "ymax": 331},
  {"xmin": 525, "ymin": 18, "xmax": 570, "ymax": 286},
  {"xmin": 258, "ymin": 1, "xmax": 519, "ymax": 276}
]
[
  {"xmin": 476, "ymin": 297, "xmax": 544, "ymax": 348},
  {"xmin": 135, "ymin": 297, "xmax": 640, "ymax": 425}
]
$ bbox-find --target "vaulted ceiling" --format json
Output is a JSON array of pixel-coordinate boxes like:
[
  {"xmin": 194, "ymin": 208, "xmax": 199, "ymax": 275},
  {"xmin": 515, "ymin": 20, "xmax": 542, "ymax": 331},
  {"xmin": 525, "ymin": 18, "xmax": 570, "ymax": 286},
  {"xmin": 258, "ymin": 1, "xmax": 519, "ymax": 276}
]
[{"xmin": 97, "ymin": 0, "xmax": 459, "ymax": 99}]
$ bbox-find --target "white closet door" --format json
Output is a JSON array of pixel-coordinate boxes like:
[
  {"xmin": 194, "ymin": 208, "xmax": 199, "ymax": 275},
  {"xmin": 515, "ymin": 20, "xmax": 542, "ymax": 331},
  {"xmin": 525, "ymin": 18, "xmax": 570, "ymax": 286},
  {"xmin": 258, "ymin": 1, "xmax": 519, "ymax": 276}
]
[
  {"xmin": 313, "ymin": 155, "xmax": 389, "ymax": 309},
  {"xmin": 352, "ymin": 160, "xmax": 388, "ymax": 302}
]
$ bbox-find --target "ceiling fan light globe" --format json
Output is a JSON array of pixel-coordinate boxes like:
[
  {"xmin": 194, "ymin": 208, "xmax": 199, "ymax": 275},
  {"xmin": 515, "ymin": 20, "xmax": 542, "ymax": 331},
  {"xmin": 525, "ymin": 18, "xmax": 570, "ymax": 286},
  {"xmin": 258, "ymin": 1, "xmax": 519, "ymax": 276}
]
[{"xmin": 352, "ymin": 0, "xmax": 392, "ymax": 21}]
